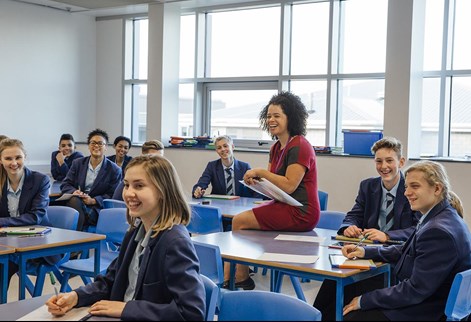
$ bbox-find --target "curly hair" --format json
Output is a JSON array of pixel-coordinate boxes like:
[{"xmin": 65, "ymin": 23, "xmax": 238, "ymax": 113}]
[
  {"xmin": 87, "ymin": 128, "xmax": 109, "ymax": 144},
  {"xmin": 259, "ymin": 91, "xmax": 309, "ymax": 139}
]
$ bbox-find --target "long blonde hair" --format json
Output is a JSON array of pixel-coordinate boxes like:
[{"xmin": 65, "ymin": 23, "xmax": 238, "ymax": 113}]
[
  {"xmin": 0, "ymin": 139, "xmax": 27, "ymax": 198},
  {"xmin": 404, "ymin": 160, "xmax": 464, "ymax": 218},
  {"xmin": 124, "ymin": 155, "xmax": 190, "ymax": 236}
]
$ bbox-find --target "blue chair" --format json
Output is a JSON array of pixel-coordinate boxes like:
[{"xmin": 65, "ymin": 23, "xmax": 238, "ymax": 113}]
[
  {"xmin": 317, "ymin": 210, "xmax": 346, "ymax": 230},
  {"xmin": 59, "ymin": 208, "xmax": 129, "ymax": 292},
  {"xmin": 201, "ymin": 274, "xmax": 219, "ymax": 321},
  {"xmin": 102, "ymin": 198, "xmax": 127, "ymax": 209},
  {"xmin": 318, "ymin": 190, "xmax": 328, "ymax": 211},
  {"xmin": 193, "ymin": 241, "xmax": 224, "ymax": 287},
  {"xmin": 445, "ymin": 268, "xmax": 471, "ymax": 321},
  {"xmin": 218, "ymin": 290, "xmax": 322, "ymax": 321},
  {"xmin": 187, "ymin": 204, "xmax": 223, "ymax": 235},
  {"xmin": 21, "ymin": 205, "xmax": 79, "ymax": 297}
]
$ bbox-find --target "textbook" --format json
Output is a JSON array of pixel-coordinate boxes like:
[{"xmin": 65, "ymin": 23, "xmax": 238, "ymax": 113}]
[
  {"xmin": 203, "ymin": 194, "xmax": 240, "ymax": 200},
  {"xmin": 0, "ymin": 226, "xmax": 51, "ymax": 236},
  {"xmin": 329, "ymin": 254, "xmax": 376, "ymax": 270}
]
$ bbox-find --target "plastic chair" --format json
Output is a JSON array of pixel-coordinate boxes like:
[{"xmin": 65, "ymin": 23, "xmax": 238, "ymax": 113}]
[
  {"xmin": 318, "ymin": 190, "xmax": 328, "ymax": 211},
  {"xmin": 187, "ymin": 204, "xmax": 223, "ymax": 235},
  {"xmin": 218, "ymin": 290, "xmax": 322, "ymax": 321},
  {"xmin": 193, "ymin": 241, "xmax": 224, "ymax": 287},
  {"xmin": 317, "ymin": 210, "xmax": 346, "ymax": 230},
  {"xmin": 201, "ymin": 274, "xmax": 219, "ymax": 321},
  {"xmin": 445, "ymin": 268, "xmax": 471, "ymax": 321},
  {"xmin": 102, "ymin": 198, "xmax": 127, "ymax": 209},
  {"xmin": 59, "ymin": 208, "xmax": 129, "ymax": 292},
  {"xmin": 20, "ymin": 205, "xmax": 79, "ymax": 297}
]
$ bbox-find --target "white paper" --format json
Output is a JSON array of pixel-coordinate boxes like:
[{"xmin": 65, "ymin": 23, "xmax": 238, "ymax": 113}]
[
  {"xmin": 54, "ymin": 193, "xmax": 75, "ymax": 202},
  {"xmin": 17, "ymin": 304, "xmax": 90, "ymax": 321},
  {"xmin": 274, "ymin": 234, "xmax": 325, "ymax": 243},
  {"xmin": 239, "ymin": 179, "xmax": 302, "ymax": 207},
  {"xmin": 257, "ymin": 252, "xmax": 319, "ymax": 264}
]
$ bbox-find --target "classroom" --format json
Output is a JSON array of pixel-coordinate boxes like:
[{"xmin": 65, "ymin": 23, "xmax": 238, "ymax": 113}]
[{"xmin": 0, "ymin": 0, "xmax": 470, "ymax": 320}]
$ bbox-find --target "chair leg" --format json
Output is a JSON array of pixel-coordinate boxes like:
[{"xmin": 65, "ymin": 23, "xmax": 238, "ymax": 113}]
[
  {"xmin": 262, "ymin": 267, "xmax": 268, "ymax": 276},
  {"xmin": 289, "ymin": 275, "xmax": 307, "ymax": 302},
  {"xmin": 23, "ymin": 275, "xmax": 35, "ymax": 297},
  {"xmin": 59, "ymin": 273, "xmax": 72, "ymax": 293},
  {"xmin": 32, "ymin": 268, "xmax": 48, "ymax": 297}
]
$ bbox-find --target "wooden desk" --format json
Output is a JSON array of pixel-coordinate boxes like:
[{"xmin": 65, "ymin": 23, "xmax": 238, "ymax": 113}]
[
  {"xmin": 191, "ymin": 196, "xmax": 263, "ymax": 218},
  {"xmin": 191, "ymin": 228, "xmax": 390, "ymax": 321},
  {"xmin": 0, "ymin": 246, "xmax": 15, "ymax": 304},
  {"xmin": 0, "ymin": 228, "xmax": 105, "ymax": 301}
]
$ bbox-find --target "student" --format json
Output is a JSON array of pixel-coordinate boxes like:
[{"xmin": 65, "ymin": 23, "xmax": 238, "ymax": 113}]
[
  {"xmin": 317, "ymin": 161, "xmax": 471, "ymax": 321},
  {"xmin": 46, "ymin": 155, "xmax": 206, "ymax": 321},
  {"xmin": 108, "ymin": 135, "xmax": 132, "ymax": 175},
  {"xmin": 61, "ymin": 129, "xmax": 122, "ymax": 231},
  {"xmin": 50, "ymin": 133, "xmax": 84, "ymax": 181},
  {"xmin": 0, "ymin": 139, "xmax": 59, "ymax": 285},
  {"xmin": 112, "ymin": 139, "xmax": 164, "ymax": 201},
  {"xmin": 227, "ymin": 91, "xmax": 321, "ymax": 290},
  {"xmin": 192, "ymin": 135, "xmax": 256, "ymax": 199},
  {"xmin": 338, "ymin": 137, "xmax": 420, "ymax": 243}
]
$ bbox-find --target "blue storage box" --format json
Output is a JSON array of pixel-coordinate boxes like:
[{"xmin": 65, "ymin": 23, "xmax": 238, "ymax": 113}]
[{"xmin": 343, "ymin": 131, "xmax": 383, "ymax": 156}]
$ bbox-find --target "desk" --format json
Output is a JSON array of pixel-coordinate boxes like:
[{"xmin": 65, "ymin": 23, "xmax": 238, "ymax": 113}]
[
  {"xmin": 48, "ymin": 179, "xmax": 62, "ymax": 204},
  {"xmin": 191, "ymin": 228, "xmax": 390, "ymax": 321},
  {"xmin": 191, "ymin": 196, "xmax": 263, "ymax": 218},
  {"xmin": 0, "ymin": 228, "xmax": 105, "ymax": 301},
  {"xmin": 0, "ymin": 246, "xmax": 15, "ymax": 304}
]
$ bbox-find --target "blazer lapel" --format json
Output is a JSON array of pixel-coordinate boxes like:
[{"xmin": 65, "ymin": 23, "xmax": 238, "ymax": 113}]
[
  {"xmin": 18, "ymin": 168, "xmax": 33, "ymax": 214},
  {"xmin": 393, "ymin": 176, "xmax": 406, "ymax": 228},
  {"xmin": 215, "ymin": 160, "xmax": 225, "ymax": 192},
  {"xmin": 369, "ymin": 178, "xmax": 383, "ymax": 229}
]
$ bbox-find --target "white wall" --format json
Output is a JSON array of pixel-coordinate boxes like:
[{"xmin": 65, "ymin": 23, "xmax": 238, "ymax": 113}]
[{"xmin": 0, "ymin": 0, "xmax": 97, "ymax": 164}]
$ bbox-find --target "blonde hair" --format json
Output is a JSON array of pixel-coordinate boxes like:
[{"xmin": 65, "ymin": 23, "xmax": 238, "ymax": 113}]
[
  {"xmin": 0, "ymin": 139, "xmax": 27, "ymax": 198},
  {"xmin": 124, "ymin": 155, "xmax": 190, "ymax": 235},
  {"xmin": 404, "ymin": 160, "xmax": 464, "ymax": 218}
]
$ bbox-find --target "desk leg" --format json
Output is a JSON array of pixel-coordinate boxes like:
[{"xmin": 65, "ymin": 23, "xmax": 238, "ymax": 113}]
[
  {"xmin": 229, "ymin": 263, "xmax": 236, "ymax": 290},
  {"xmin": 0, "ymin": 259, "xmax": 7, "ymax": 304},
  {"xmin": 18, "ymin": 255, "xmax": 26, "ymax": 300},
  {"xmin": 94, "ymin": 246, "xmax": 101, "ymax": 279},
  {"xmin": 335, "ymin": 280, "xmax": 344, "ymax": 321}
]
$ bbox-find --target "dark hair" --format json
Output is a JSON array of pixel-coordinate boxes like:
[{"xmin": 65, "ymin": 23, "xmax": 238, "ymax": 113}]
[
  {"xmin": 259, "ymin": 91, "xmax": 309, "ymax": 138},
  {"xmin": 87, "ymin": 128, "xmax": 109, "ymax": 144},
  {"xmin": 113, "ymin": 135, "xmax": 131, "ymax": 147},
  {"xmin": 59, "ymin": 133, "xmax": 75, "ymax": 144}
]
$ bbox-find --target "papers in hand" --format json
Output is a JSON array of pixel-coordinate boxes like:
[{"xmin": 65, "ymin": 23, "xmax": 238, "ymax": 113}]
[
  {"xmin": 329, "ymin": 254, "xmax": 376, "ymax": 270},
  {"xmin": 239, "ymin": 179, "xmax": 302, "ymax": 206}
]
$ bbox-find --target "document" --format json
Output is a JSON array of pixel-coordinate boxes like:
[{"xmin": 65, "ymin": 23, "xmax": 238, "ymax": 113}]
[
  {"xmin": 275, "ymin": 234, "xmax": 325, "ymax": 243},
  {"xmin": 258, "ymin": 252, "xmax": 318, "ymax": 264},
  {"xmin": 329, "ymin": 254, "xmax": 376, "ymax": 270},
  {"xmin": 17, "ymin": 304, "xmax": 90, "ymax": 321},
  {"xmin": 239, "ymin": 179, "xmax": 302, "ymax": 206},
  {"xmin": 54, "ymin": 193, "xmax": 75, "ymax": 202}
]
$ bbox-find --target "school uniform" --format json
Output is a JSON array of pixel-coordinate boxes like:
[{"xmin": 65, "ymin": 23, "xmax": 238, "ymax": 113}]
[
  {"xmin": 192, "ymin": 158, "xmax": 256, "ymax": 198},
  {"xmin": 74, "ymin": 224, "xmax": 205, "ymax": 321},
  {"xmin": 338, "ymin": 174, "xmax": 420, "ymax": 241},
  {"xmin": 50, "ymin": 151, "xmax": 84, "ymax": 181},
  {"xmin": 107, "ymin": 154, "xmax": 132, "ymax": 175}
]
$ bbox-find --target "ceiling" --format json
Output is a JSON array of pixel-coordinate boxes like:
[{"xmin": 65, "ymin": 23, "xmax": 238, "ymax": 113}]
[{"xmin": 13, "ymin": 0, "xmax": 264, "ymax": 16}]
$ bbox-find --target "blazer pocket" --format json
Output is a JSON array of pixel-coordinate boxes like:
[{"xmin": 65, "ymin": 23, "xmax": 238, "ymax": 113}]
[{"xmin": 141, "ymin": 281, "xmax": 167, "ymax": 303}]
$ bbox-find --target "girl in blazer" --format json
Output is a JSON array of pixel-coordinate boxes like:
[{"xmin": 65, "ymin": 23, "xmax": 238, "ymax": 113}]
[
  {"xmin": 46, "ymin": 155, "xmax": 205, "ymax": 321},
  {"xmin": 336, "ymin": 161, "xmax": 471, "ymax": 321}
]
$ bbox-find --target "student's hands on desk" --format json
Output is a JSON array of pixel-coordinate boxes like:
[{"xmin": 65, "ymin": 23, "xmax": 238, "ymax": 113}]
[
  {"xmin": 193, "ymin": 186, "xmax": 206, "ymax": 198},
  {"xmin": 343, "ymin": 225, "xmax": 389, "ymax": 243}
]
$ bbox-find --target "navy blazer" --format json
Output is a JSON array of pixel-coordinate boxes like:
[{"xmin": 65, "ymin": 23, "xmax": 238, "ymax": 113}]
[
  {"xmin": 60, "ymin": 156, "xmax": 122, "ymax": 209},
  {"xmin": 50, "ymin": 151, "xmax": 84, "ymax": 181},
  {"xmin": 75, "ymin": 224, "xmax": 205, "ymax": 321},
  {"xmin": 360, "ymin": 200, "xmax": 471, "ymax": 321},
  {"xmin": 192, "ymin": 158, "xmax": 256, "ymax": 198},
  {"xmin": 107, "ymin": 155, "xmax": 132, "ymax": 174},
  {"xmin": 338, "ymin": 175, "xmax": 420, "ymax": 241}
]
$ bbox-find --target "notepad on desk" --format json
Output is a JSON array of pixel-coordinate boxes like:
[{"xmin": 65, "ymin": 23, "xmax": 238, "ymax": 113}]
[
  {"xmin": 0, "ymin": 226, "xmax": 51, "ymax": 236},
  {"xmin": 334, "ymin": 235, "xmax": 376, "ymax": 244},
  {"xmin": 329, "ymin": 254, "xmax": 376, "ymax": 270},
  {"xmin": 203, "ymin": 194, "xmax": 240, "ymax": 200}
]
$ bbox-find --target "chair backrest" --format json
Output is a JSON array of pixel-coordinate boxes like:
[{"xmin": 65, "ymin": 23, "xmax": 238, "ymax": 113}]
[
  {"xmin": 318, "ymin": 190, "xmax": 328, "ymax": 211},
  {"xmin": 47, "ymin": 206, "xmax": 79, "ymax": 231},
  {"xmin": 96, "ymin": 208, "xmax": 129, "ymax": 248},
  {"xmin": 103, "ymin": 199, "xmax": 127, "ymax": 209},
  {"xmin": 445, "ymin": 268, "xmax": 471, "ymax": 321},
  {"xmin": 218, "ymin": 290, "xmax": 322, "ymax": 321},
  {"xmin": 317, "ymin": 210, "xmax": 346, "ymax": 230},
  {"xmin": 201, "ymin": 274, "xmax": 219, "ymax": 321},
  {"xmin": 187, "ymin": 204, "xmax": 223, "ymax": 235},
  {"xmin": 193, "ymin": 241, "xmax": 224, "ymax": 286}
]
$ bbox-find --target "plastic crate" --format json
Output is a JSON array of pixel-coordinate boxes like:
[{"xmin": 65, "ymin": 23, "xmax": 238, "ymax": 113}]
[{"xmin": 343, "ymin": 131, "xmax": 383, "ymax": 156}]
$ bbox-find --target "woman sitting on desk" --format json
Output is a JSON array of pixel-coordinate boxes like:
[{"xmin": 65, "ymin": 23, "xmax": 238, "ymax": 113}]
[
  {"xmin": 328, "ymin": 161, "xmax": 471, "ymax": 321},
  {"xmin": 61, "ymin": 129, "xmax": 122, "ymax": 231},
  {"xmin": 0, "ymin": 138, "xmax": 58, "ymax": 286},
  {"xmin": 50, "ymin": 133, "xmax": 84, "ymax": 182},
  {"xmin": 226, "ymin": 91, "xmax": 321, "ymax": 290}
]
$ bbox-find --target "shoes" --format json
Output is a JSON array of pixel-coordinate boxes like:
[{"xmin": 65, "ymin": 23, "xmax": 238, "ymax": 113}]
[
  {"xmin": 249, "ymin": 268, "xmax": 255, "ymax": 276},
  {"xmin": 222, "ymin": 277, "xmax": 256, "ymax": 291}
]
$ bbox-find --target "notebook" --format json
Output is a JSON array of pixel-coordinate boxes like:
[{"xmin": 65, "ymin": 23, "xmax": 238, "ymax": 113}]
[
  {"xmin": 203, "ymin": 194, "xmax": 240, "ymax": 200},
  {"xmin": 329, "ymin": 254, "xmax": 376, "ymax": 270},
  {"xmin": 0, "ymin": 226, "xmax": 52, "ymax": 236}
]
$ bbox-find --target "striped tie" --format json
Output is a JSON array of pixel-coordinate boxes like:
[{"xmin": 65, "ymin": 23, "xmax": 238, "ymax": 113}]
[
  {"xmin": 381, "ymin": 193, "xmax": 395, "ymax": 231},
  {"xmin": 225, "ymin": 168, "xmax": 234, "ymax": 195}
]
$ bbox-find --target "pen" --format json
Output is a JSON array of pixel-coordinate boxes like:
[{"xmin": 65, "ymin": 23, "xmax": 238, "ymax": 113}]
[
  {"xmin": 49, "ymin": 272, "xmax": 59, "ymax": 298},
  {"xmin": 352, "ymin": 233, "xmax": 369, "ymax": 252}
]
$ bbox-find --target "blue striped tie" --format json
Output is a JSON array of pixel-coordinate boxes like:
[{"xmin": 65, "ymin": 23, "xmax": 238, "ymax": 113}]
[
  {"xmin": 225, "ymin": 168, "xmax": 234, "ymax": 195},
  {"xmin": 381, "ymin": 193, "xmax": 395, "ymax": 231}
]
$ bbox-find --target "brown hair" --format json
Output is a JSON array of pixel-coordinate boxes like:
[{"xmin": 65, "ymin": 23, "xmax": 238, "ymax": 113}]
[
  {"xmin": 371, "ymin": 136, "xmax": 403, "ymax": 159},
  {"xmin": 0, "ymin": 139, "xmax": 27, "ymax": 198},
  {"xmin": 124, "ymin": 155, "xmax": 190, "ymax": 235},
  {"xmin": 404, "ymin": 160, "xmax": 464, "ymax": 218},
  {"xmin": 141, "ymin": 140, "xmax": 164, "ymax": 154}
]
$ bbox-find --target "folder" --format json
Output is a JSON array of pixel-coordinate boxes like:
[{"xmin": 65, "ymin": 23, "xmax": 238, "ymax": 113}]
[
  {"xmin": 0, "ymin": 226, "xmax": 52, "ymax": 236},
  {"xmin": 329, "ymin": 254, "xmax": 376, "ymax": 270}
]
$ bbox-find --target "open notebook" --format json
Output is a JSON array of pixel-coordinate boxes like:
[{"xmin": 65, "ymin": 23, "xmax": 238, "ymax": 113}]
[{"xmin": 0, "ymin": 226, "xmax": 51, "ymax": 236}]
